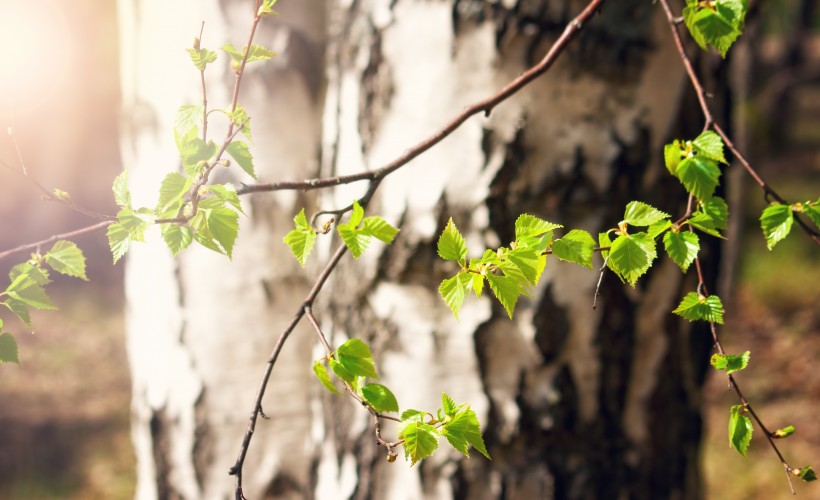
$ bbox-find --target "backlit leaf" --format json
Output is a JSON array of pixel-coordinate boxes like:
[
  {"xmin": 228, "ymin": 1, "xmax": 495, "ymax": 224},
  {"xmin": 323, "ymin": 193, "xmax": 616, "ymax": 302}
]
[
  {"xmin": 438, "ymin": 218, "xmax": 467, "ymax": 262},
  {"xmin": 622, "ymin": 201, "xmax": 670, "ymax": 227},
  {"xmin": 361, "ymin": 383, "xmax": 399, "ymax": 413},
  {"xmin": 312, "ymin": 360, "xmax": 341, "ymax": 395},
  {"xmin": 0, "ymin": 332, "xmax": 18, "ymax": 364},
  {"xmin": 760, "ymin": 204, "xmax": 793, "ymax": 250},
  {"xmin": 44, "ymin": 241, "xmax": 87, "ymax": 280},
  {"xmin": 728, "ymin": 404, "xmax": 753, "ymax": 456},
  {"xmin": 673, "ymin": 291, "xmax": 724, "ymax": 324},
  {"xmin": 551, "ymin": 229, "xmax": 596, "ymax": 269},
  {"xmin": 710, "ymin": 351, "xmax": 749, "ymax": 375},
  {"xmin": 676, "ymin": 155, "xmax": 721, "ymax": 202},
  {"xmin": 663, "ymin": 231, "xmax": 699, "ymax": 272},
  {"xmin": 487, "ymin": 273, "xmax": 520, "ymax": 319},
  {"xmin": 336, "ymin": 338, "xmax": 378, "ymax": 379},
  {"xmin": 608, "ymin": 233, "xmax": 657, "ymax": 286},
  {"xmin": 225, "ymin": 140, "xmax": 256, "ymax": 179},
  {"xmin": 400, "ymin": 422, "xmax": 439, "ymax": 466},
  {"xmin": 693, "ymin": 130, "xmax": 727, "ymax": 164},
  {"xmin": 283, "ymin": 208, "xmax": 316, "ymax": 267}
]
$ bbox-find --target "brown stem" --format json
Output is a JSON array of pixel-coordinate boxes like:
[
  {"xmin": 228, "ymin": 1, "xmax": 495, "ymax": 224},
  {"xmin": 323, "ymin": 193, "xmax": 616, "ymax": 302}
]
[{"xmin": 0, "ymin": 221, "xmax": 113, "ymax": 261}]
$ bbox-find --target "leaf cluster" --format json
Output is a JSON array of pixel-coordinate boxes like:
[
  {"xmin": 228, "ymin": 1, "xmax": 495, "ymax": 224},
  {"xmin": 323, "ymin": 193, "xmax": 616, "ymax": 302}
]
[
  {"xmin": 683, "ymin": 0, "xmax": 748, "ymax": 57},
  {"xmin": 312, "ymin": 339, "xmax": 490, "ymax": 465}
]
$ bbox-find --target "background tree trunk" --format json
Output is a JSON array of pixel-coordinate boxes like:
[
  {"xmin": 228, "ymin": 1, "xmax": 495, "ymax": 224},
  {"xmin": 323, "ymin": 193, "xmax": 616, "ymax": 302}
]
[{"xmin": 120, "ymin": 1, "xmax": 724, "ymax": 498}]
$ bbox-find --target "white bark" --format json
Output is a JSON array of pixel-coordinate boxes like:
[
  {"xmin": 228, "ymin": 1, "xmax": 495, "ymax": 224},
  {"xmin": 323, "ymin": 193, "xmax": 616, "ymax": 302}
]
[{"xmin": 120, "ymin": 0, "xmax": 712, "ymax": 498}]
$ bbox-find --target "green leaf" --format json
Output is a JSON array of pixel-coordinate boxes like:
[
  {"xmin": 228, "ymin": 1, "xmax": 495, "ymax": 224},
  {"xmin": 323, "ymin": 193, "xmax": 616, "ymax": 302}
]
[
  {"xmin": 400, "ymin": 409, "xmax": 426, "ymax": 423},
  {"xmin": 439, "ymin": 272, "xmax": 472, "ymax": 319},
  {"xmin": 205, "ymin": 207, "xmax": 240, "ymax": 258},
  {"xmin": 229, "ymin": 105, "xmax": 252, "ymax": 141},
  {"xmin": 177, "ymin": 132, "xmax": 217, "ymax": 174},
  {"xmin": 156, "ymin": 172, "xmax": 190, "ymax": 216},
  {"xmin": 760, "ymin": 204, "xmax": 793, "ymax": 250},
  {"xmin": 647, "ymin": 220, "xmax": 673, "ymax": 240},
  {"xmin": 441, "ymin": 392, "xmax": 458, "ymax": 417},
  {"xmin": 515, "ymin": 214, "xmax": 562, "ymax": 240},
  {"xmin": 399, "ymin": 421, "xmax": 439, "ymax": 466},
  {"xmin": 797, "ymin": 466, "xmax": 817, "ymax": 483},
  {"xmin": 710, "ymin": 351, "xmax": 750, "ymax": 375},
  {"xmin": 693, "ymin": 130, "xmax": 727, "ymax": 164},
  {"xmin": 207, "ymin": 184, "xmax": 244, "ymax": 215},
  {"xmin": 551, "ymin": 229, "xmax": 596, "ymax": 269},
  {"xmin": 312, "ymin": 360, "xmax": 341, "ymax": 395},
  {"xmin": 174, "ymin": 105, "xmax": 203, "ymax": 141},
  {"xmin": 505, "ymin": 247, "xmax": 542, "ymax": 285},
  {"xmin": 803, "ymin": 203, "xmax": 820, "ymax": 230},
  {"xmin": 700, "ymin": 196, "xmax": 729, "ymax": 230},
  {"xmin": 663, "ymin": 231, "xmax": 699, "ymax": 272},
  {"xmin": 186, "ymin": 46, "xmax": 217, "ymax": 71},
  {"xmin": 107, "ymin": 222, "xmax": 130, "ymax": 264},
  {"xmin": 336, "ymin": 338, "xmax": 378, "ymax": 379},
  {"xmin": 673, "ymin": 291, "xmax": 724, "ymax": 324},
  {"xmin": 361, "ymin": 217, "xmax": 399, "ymax": 244},
  {"xmin": 225, "ymin": 140, "xmax": 256, "ymax": 179},
  {"xmin": 438, "ymin": 218, "xmax": 467, "ymax": 262},
  {"xmin": 338, "ymin": 225, "xmax": 370, "ymax": 259},
  {"xmin": 361, "ymin": 383, "xmax": 399, "ymax": 413},
  {"xmin": 608, "ymin": 233, "xmax": 657, "ymax": 286},
  {"xmin": 622, "ymin": 201, "xmax": 670, "ymax": 227},
  {"xmin": 773, "ymin": 425, "xmax": 795, "ymax": 439},
  {"xmin": 5, "ymin": 271, "xmax": 56, "ymax": 311},
  {"xmin": 676, "ymin": 155, "xmax": 721, "ymax": 202},
  {"xmin": 222, "ymin": 43, "xmax": 277, "ymax": 70},
  {"xmin": 161, "ymin": 225, "xmax": 193, "ymax": 256},
  {"xmin": 684, "ymin": 0, "xmax": 747, "ymax": 58},
  {"xmin": 258, "ymin": 0, "xmax": 279, "ymax": 16},
  {"xmin": 44, "ymin": 241, "xmax": 87, "ymax": 280},
  {"xmin": 329, "ymin": 358, "xmax": 356, "ymax": 385},
  {"xmin": 0, "ymin": 332, "xmax": 19, "ymax": 364},
  {"xmin": 283, "ymin": 208, "xmax": 316, "ymax": 267},
  {"xmin": 487, "ymin": 273, "xmax": 520, "ymax": 319},
  {"xmin": 4, "ymin": 299, "xmax": 31, "ymax": 328},
  {"xmin": 117, "ymin": 208, "xmax": 153, "ymax": 241},
  {"xmin": 728, "ymin": 404, "xmax": 753, "ymax": 456},
  {"xmin": 112, "ymin": 171, "xmax": 130, "ymax": 207},
  {"xmin": 664, "ymin": 140, "xmax": 683, "ymax": 175},
  {"xmin": 442, "ymin": 407, "xmax": 490, "ymax": 460}
]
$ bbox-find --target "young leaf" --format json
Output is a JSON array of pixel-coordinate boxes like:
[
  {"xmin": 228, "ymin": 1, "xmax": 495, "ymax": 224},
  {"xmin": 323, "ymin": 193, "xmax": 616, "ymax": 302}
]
[
  {"xmin": 5, "ymin": 270, "xmax": 56, "ymax": 311},
  {"xmin": 676, "ymin": 155, "xmax": 721, "ymax": 202},
  {"xmin": 673, "ymin": 292, "xmax": 724, "ymax": 324},
  {"xmin": 664, "ymin": 140, "xmax": 683, "ymax": 175},
  {"xmin": 438, "ymin": 218, "xmax": 467, "ymax": 262},
  {"xmin": 647, "ymin": 220, "xmax": 672, "ymax": 240},
  {"xmin": 205, "ymin": 207, "xmax": 240, "ymax": 258},
  {"xmin": 803, "ymin": 203, "xmax": 820, "ymax": 230},
  {"xmin": 728, "ymin": 404, "xmax": 753, "ymax": 456},
  {"xmin": 514, "ymin": 214, "xmax": 562, "ymax": 241},
  {"xmin": 773, "ymin": 425, "xmax": 795, "ymax": 439},
  {"xmin": 361, "ymin": 383, "xmax": 399, "ymax": 413},
  {"xmin": 112, "ymin": 171, "xmax": 130, "ymax": 207},
  {"xmin": 156, "ymin": 172, "xmax": 190, "ymax": 216},
  {"xmin": 0, "ymin": 332, "xmax": 19, "ymax": 364},
  {"xmin": 399, "ymin": 421, "xmax": 439, "ymax": 466},
  {"xmin": 312, "ymin": 360, "xmax": 341, "ymax": 395},
  {"xmin": 622, "ymin": 201, "xmax": 670, "ymax": 227},
  {"xmin": 230, "ymin": 105, "xmax": 252, "ymax": 141},
  {"xmin": 207, "ymin": 184, "xmax": 244, "ymax": 215},
  {"xmin": 400, "ymin": 409, "xmax": 426, "ymax": 423},
  {"xmin": 683, "ymin": 0, "xmax": 747, "ymax": 58},
  {"xmin": 329, "ymin": 358, "xmax": 356, "ymax": 385},
  {"xmin": 44, "ymin": 241, "xmax": 88, "ymax": 280},
  {"xmin": 225, "ymin": 140, "xmax": 256, "ymax": 179},
  {"xmin": 186, "ymin": 46, "xmax": 217, "ymax": 71},
  {"xmin": 338, "ymin": 225, "xmax": 370, "ymax": 259},
  {"xmin": 174, "ymin": 105, "xmax": 203, "ymax": 141},
  {"xmin": 692, "ymin": 130, "xmax": 727, "ymax": 164},
  {"xmin": 161, "ymin": 224, "xmax": 193, "ymax": 256},
  {"xmin": 505, "ymin": 247, "xmax": 542, "ymax": 285},
  {"xmin": 222, "ymin": 43, "xmax": 277, "ymax": 70},
  {"xmin": 283, "ymin": 208, "xmax": 316, "ymax": 267},
  {"xmin": 700, "ymin": 196, "xmax": 729, "ymax": 230},
  {"xmin": 441, "ymin": 392, "xmax": 458, "ymax": 417},
  {"xmin": 336, "ymin": 338, "xmax": 379, "ymax": 379},
  {"xmin": 551, "ymin": 229, "xmax": 596, "ymax": 269},
  {"xmin": 439, "ymin": 272, "xmax": 472, "ymax": 319},
  {"xmin": 608, "ymin": 233, "xmax": 657, "ymax": 286},
  {"xmin": 442, "ymin": 406, "xmax": 491, "ymax": 460},
  {"xmin": 361, "ymin": 217, "xmax": 399, "ymax": 244},
  {"xmin": 760, "ymin": 204, "xmax": 793, "ymax": 250},
  {"xmin": 710, "ymin": 351, "xmax": 750, "ymax": 375},
  {"xmin": 487, "ymin": 273, "xmax": 520, "ymax": 319},
  {"xmin": 663, "ymin": 231, "xmax": 699, "ymax": 272},
  {"xmin": 797, "ymin": 466, "xmax": 817, "ymax": 483},
  {"xmin": 107, "ymin": 222, "xmax": 130, "ymax": 264},
  {"xmin": 177, "ymin": 133, "xmax": 217, "ymax": 174}
]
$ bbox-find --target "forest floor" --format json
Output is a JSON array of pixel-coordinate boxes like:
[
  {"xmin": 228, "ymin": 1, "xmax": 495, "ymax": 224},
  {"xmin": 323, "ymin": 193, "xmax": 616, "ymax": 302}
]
[{"xmin": 0, "ymin": 180, "xmax": 817, "ymax": 499}]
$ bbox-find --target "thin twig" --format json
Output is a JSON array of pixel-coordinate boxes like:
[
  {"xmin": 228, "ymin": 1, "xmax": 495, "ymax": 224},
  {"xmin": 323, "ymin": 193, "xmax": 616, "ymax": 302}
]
[
  {"xmin": 229, "ymin": 0, "xmax": 609, "ymax": 494},
  {"xmin": 657, "ymin": 0, "xmax": 820, "ymax": 245},
  {"xmin": 0, "ymin": 220, "xmax": 113, "ymax": 261}
]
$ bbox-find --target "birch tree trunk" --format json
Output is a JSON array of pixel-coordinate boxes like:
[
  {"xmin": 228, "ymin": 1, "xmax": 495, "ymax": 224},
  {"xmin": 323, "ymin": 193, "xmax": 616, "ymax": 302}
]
[{"xmin": 120, "ymin": 0, "xmax": 723, "ymax": 498}]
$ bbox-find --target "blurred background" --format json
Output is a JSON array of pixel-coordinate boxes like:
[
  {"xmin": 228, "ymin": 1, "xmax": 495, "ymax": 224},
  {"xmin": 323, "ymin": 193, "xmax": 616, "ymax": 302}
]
[{"xmin": 0, "ymin": 0, "xmax": 817, "ymax": 498}]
